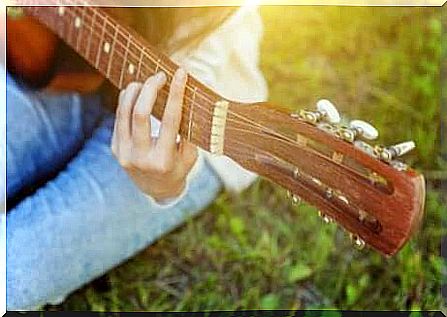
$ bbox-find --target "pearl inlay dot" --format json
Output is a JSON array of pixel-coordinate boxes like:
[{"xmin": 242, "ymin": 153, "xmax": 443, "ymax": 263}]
[
  {"xmin": 128, "ymin": 64, "xmax": 135, "ymax": 75},
  {"xmin": 103, "ymin": 42, "xmax": 111, "ymax": 54},
  {"xmin": 74, "ymin": 17, "xmax": 81, "ymax": 28},
  {"xmin": 58, "ymin": 7, "xmax": 65, "ymax": 16}
]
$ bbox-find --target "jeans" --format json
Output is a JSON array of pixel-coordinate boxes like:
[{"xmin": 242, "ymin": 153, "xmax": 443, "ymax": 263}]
[{"xmin": 5, "ymin": 75, "xmax": 222, "ymax": 310}]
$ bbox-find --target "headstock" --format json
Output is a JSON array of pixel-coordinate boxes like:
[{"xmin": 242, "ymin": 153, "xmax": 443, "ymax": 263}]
[{"xmin": 224, "ymin": 99, "xmax": 425, "ymax": 256}]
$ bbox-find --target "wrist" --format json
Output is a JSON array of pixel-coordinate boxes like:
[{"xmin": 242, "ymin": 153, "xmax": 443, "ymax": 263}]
[{"xmin": 143, "ymin": 152, "xmax": 204, "ymax": 209}]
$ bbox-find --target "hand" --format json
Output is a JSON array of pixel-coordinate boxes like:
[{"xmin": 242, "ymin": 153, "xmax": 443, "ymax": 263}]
[{"xmin": 111, "ymin": 68, "xmax": 198, "ymax": 202}]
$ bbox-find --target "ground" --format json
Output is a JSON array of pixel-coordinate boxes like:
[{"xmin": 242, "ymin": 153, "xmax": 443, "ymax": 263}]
[{"xmin": 54, "ymin": 5, "xmax": 445, "ymax": 311}]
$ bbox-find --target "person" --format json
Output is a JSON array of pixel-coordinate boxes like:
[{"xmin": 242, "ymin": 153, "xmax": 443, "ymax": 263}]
[{"xmin": 5, "ymin": 5, "xmax": 268, "ymax": 310}]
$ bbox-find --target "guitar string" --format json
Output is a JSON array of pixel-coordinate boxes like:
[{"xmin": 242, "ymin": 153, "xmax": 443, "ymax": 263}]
[
  {"xmin": 51, "ymin": 3, "xmax": 311, "ymax": 149},
  {"xmin": 28, "ymin": 4, "xmax": 342, "ymax": 159},
  {"xmin": 226, "ymin": 137, "xmax": 383, "ymax": 215},
  {"xmin": 30, "ymin": 0, "xmax": 388, "ymax": 237},
  {"xmin": 55, "ymin": 4, "xmax": 220, "ymax": 102},
  {"xmin": 59, "ymin": 6, "xmax": 359, "ymax": 180},
  {"xmin": 21, "ymin": 1, "xmax": 376, "ymax": 172},
  {"xmin": 21, "ymin": 2, "xmax": 382, "ymax": 223},
  {"xmin": 46, "ymin": 5, "xmax": 306, "ymax": 147}
]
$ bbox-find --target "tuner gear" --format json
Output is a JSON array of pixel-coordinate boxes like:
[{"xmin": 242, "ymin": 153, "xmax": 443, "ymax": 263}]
[
  {"xmin": 318, "ymin": 211, "xmax": 334, "ymax": 224},
  {"xmin": 287, "ymin": 191, "xmax": 302, "ymax": 205},
  {"xmin": 350, "ymin": 234, "xmax": 366, "ymax": 250}
]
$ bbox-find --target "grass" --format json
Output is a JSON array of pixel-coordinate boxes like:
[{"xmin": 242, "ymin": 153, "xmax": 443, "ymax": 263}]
[{"xmin": 54, "ymin": 6, "xmax": 445, "ymax": 311}]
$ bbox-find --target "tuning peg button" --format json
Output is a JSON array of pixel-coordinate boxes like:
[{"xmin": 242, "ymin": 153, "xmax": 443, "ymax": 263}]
[
  {"xmin": 337, "ymin": 120, "xmax": 378, "ymax": 143},
  {"xmin": 316, "ymin": 99, "xmax": 341, "ymax": 124},
  {"xmin": 296, "ymin": 99, "xmax": 340, "ymax": 125},
  {"xmin": 350, "ymin": 120, "xmax": 379, "ymax": 140},
  {"xmin": 374, "ymin": 141, "xmax": 416, "ymax": 162}
]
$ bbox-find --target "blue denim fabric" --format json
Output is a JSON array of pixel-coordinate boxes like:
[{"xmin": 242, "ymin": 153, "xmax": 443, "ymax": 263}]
[{"xmin": 6, "ymin": 75, "xmax": 222, "ymax": 310}]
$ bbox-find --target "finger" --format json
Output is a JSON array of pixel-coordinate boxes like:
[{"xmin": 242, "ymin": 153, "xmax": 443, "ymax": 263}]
[
  {"xmin": 115, "ymin": 82, "xmax": 142, "ymax": 158},
  {"xmin": 131, "ymin": 72, "xmax": 167, "ymax": 153},
  {"xmin": 157, "ymin": 68, "xmax": 187, "ymax": 158},
  {"xmin": 178, "ymin": 141, "xmax": 198, "ymax": 173},
  {"xmin": 111, "ymin": 89, "xmax": 126, "ymax": 156}
]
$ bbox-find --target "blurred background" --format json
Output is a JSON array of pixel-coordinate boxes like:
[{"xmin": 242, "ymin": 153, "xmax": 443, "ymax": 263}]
[{"xmin": 48, "ymin": 5, "xmax": 445, "ymax": 311}]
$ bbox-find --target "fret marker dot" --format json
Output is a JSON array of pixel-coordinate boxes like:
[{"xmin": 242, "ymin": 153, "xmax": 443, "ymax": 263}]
[
  {"xmin": 58, "ymin": 7, "xmax": 65, "ymax": 16},
  {"xmin": 103, "ymin": 42, "xmax": 111, "ymax": 54},
  {"xmin": 128, "ymin": 64, "xmax": 135, "ymax": 75},
  {"xmin": 74, "ymin": 17, "xmax": 82, "ymax": 28}
]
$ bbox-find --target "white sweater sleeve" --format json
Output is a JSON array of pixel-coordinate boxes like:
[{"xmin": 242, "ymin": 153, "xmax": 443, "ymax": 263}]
[{"xmin": 170, "ymin": 5, "xmax": 269, "ymax": 194}]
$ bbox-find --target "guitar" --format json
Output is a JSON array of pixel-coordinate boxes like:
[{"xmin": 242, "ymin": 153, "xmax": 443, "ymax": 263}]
[{"xmin": 7, "ymin": 3, "xmax": 426, "ymax": 256}]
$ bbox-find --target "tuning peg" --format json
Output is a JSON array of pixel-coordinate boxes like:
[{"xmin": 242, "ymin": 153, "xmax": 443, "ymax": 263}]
[
  {"xmin": 337, "ymin": 120, "xmax": 378, "ymax": 143},
  {"xmin": 350, "ymin": 120, "xmax": 379, "ymax": 140},
  {"xmin": 349, "ymin": 233, "xmax": 366, "ymax": 250},
  {"xmin": 295, "ymin": 99, "xmax": 340, "ymax": 125},
  {"xmin": 287, "ymin": 191, "xmax": 302, "ymax": 205},
  {"xmin": 316, "ymin": 99, "xmax": 341, "ymax": 124},
  {"xmin": 374, "ymin": 141, "xmax": 416, "ymax": 163},
  {"xmin": 354, "ymin": 140, "xmax": 375, "ymax": 156},
  {"xmin": 318, "ymin": 210, "xmax": 334, "ymax": 224}
]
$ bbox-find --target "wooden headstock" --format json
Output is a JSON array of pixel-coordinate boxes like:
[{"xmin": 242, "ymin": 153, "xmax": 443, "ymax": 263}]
[{"xmin": 224, "ymin": 100, "xmax": 425, "ymax": 256}]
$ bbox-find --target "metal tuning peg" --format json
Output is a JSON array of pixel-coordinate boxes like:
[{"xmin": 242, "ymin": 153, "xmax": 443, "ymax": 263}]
[
  {"xmin": 296, "ymin": 99, "xmax": 341, "ymax": 125},
  {"xmin": 287, "ymin": 191, "xmax": 302, "ymax": 205},
  {"xmin": 349, "ymin": 233, "xmax": 366, "ymax": 250},
  {"xmin": 316, "ymin": 100, "xmax": 341, "ymax": 123},
  {"xmin": 337, "ymin": 120, "xmax": 379, "ymax": 143},
  {"xmin": 318, "ymin": 211, "xmax": 334, "ymax": 224},
  {"xmin": 374, "ymin": 141, "xmax": 416, "ymax": 163},
  {"xmin": 354, "ymin": 140, "xmax": 375, "ymax": 156}
]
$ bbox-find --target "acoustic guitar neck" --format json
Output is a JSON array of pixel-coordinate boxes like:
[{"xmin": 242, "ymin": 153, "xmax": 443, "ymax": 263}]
[{"xmin": 23, "ymin": 4, "xmax": 222, "ymax": 153}]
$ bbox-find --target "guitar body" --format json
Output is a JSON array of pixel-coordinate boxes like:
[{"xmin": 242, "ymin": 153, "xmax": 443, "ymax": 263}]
[
  {"xmin": 7, "ymin": 14, "xmax": 58, "ymax": 87},
  {"xmin": 7, "ymin": 14, "xmax": 104, "ymax": 92}
]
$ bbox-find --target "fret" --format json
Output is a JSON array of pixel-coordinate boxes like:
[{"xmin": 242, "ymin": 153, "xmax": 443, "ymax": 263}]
[
  {"xmin": 118, "ymin": 33, "xmax": 131, "ymax": 89},
  {"xmin": 187, "ymin": 87, "xmax": 198, "ymax": 142},
  {"xmin": 85, "ymin": 7, "xmax": 96, "ymax": 60},
  {"xmin": 66, "ymin": 7, "xmax": 75, "ymax": 47},
  {"xmin": 155, "ymin": 58, "xmax": 161, "ymax": 73},
  {"xmin": 106, "ymin": 26, "xmax": 118, "ymax": 79},
  {"xmin": 24, "ymin": 6, "xmax": 216, "ymax": 152},
  {"xmin": 55, "ymin": 6, "xmax": 66, "ymax": 39},
  {"xmin": 95, "ymin": 14, "xmax": 107, "ymax": 69},
  {"xmin": 97, "ymin": 20, "xmax": 115, "ymax": 79},
  {"xmin": 136, "ymin": 48, "xmax": 145, "ymax": 81},
  {"xmin": 124, "ymin": 44, "xmax": 140, "ymax": 87},
  {"xmin": 74, "ymin": 6, "xmax": 86, "ymax": 52}
]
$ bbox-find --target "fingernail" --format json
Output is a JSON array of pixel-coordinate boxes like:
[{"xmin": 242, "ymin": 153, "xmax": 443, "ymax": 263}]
[
  {"xmin": 154, "ymin": 71, "xmax": 167, "ymax": 83},
  {"xmin": 176, "ymin": 68, "xmax": 187, "ymax": 80}
]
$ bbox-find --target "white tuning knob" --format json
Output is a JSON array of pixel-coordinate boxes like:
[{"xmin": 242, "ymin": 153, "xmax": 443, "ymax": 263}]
[
  {"xmin": 390, "ymin": 141, "xmax": 416, "ymax": 157},
  {"xmin": 349, "ymin": 120, "xmax": 379, "ymax": 140},
  {"xmin": 316, "ymin": 99, "xmax": 341, "ymax": 124},
  {"xmin": 374, "ymin": 141, "xmax": 416, "ymax": 162}
]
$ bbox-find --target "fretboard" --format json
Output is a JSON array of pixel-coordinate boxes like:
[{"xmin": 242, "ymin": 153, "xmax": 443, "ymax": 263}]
[{"xmin": 23, "ymin": 5, "xmax": 223, "ymax": 151}]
